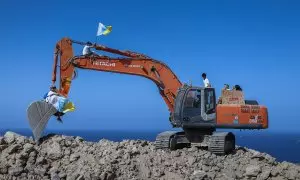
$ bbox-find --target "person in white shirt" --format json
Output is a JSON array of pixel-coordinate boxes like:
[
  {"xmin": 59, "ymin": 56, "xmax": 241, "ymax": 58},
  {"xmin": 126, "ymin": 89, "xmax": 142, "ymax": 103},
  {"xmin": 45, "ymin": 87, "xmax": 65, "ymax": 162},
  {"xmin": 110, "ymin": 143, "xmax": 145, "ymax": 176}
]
[
  {"xmin": 202, "ymin": 73, "xmax": 211, "ymax": 87},
  {"xmin": 82, "ymin": 42, "xmax": 96, "ymax": 56}
]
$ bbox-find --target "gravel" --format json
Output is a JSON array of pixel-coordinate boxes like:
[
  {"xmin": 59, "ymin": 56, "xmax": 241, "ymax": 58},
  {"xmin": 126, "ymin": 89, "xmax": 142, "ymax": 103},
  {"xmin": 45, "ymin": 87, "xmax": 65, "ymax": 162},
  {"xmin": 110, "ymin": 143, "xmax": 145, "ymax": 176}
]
[{"xmin": 0, "ymin": 131, "xmax": 299, "ymax": 180}]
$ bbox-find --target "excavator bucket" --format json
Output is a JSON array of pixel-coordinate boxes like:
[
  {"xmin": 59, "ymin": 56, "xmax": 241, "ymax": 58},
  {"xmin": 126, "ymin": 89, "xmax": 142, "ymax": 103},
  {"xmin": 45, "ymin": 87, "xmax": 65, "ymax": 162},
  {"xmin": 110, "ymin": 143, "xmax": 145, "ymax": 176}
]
[{"xmin": 27, "ymin": 101, "xmax": 57, "ymax": 141}]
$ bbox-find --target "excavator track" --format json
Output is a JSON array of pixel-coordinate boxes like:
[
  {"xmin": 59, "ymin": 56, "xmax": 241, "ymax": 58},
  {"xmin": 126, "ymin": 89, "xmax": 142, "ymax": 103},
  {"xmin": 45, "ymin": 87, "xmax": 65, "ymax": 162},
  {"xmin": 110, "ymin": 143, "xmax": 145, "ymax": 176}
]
[
  {"xmin": 155, "ymin": 131, "xmax": 190, "ymax": 150},
  {"xmin": 208, "ymin": 132, "xmax": 235, "ymax": 155},
  {"xmin": 155, "ymin": 131, "xmax": 236, "ymax": 155},
  {"xmin": 154, "ymin": 131, "xmax": 178, "ymax": 149}
]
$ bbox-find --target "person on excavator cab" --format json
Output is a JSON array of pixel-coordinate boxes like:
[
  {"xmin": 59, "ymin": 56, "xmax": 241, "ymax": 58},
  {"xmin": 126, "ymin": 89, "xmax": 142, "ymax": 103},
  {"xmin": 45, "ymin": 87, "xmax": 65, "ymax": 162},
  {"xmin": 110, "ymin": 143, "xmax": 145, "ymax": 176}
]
[
  {"xmin": 223, "ymin": 84, "xmax": 230, "ymax": 90},
  {"xmin": 233, "ymin": 85, "xmax": 243, "ymax": 91},
  {"xmin": 218, "ymin": 84, "xmax": 230, "ymax": 104},
  {"xmin": 82, "ymin": 41, "xmax": 97, "ymax": 56},
  {"xmin": 43, "ymin": 86, "xmax": 65, "ymax": 123},
  {"xmin": 202, "ymin": 73, "xmax": 211, "ymax": 87}
]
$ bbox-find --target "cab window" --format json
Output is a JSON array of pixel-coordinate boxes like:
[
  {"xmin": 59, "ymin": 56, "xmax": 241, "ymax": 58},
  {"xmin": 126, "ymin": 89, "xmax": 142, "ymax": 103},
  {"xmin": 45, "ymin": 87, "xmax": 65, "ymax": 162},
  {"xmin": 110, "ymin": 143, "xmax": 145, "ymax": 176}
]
[
  {"xmin": 204, "ymin": 89, "xmax": 216, "ymax": 114},
  {"xmin": 184, "ymin": 90, "xmax": 201, "ymax": 108},
  {"xmin": 183, "ymin": 89, "xmax": 201, "ymax": 117}
]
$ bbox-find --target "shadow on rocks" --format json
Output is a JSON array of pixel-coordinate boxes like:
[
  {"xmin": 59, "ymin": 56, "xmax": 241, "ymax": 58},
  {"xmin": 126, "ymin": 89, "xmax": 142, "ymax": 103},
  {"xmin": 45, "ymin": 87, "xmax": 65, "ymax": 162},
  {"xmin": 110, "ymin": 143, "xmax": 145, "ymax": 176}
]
[{"xmin": 36, "ymin": 133, "xmax": 57, "ymax": 145}]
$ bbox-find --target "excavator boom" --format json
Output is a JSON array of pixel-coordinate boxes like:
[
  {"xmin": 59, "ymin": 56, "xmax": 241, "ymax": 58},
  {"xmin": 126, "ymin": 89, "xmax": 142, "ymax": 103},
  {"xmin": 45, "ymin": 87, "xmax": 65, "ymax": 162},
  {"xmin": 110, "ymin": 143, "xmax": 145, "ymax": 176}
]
[{"xmin": 53, "ymin": 38, "xmax": 182, "ymax": 112}]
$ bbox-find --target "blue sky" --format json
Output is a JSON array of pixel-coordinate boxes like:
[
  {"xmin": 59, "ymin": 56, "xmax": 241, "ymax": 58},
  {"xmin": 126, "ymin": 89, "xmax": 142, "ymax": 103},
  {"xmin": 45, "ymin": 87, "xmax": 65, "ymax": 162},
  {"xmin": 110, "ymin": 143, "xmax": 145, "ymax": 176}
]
[{"xmin": 0, "ymin": 0, "xmax": 299, "ymax": 132}]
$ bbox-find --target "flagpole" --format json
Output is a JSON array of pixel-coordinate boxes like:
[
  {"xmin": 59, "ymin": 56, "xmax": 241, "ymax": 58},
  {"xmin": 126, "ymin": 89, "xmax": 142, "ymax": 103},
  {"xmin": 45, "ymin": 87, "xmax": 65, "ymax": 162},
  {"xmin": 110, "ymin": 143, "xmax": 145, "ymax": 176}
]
[{"xmin": 95, "ymin": 22, "xmax": 99, "ymax": 44}]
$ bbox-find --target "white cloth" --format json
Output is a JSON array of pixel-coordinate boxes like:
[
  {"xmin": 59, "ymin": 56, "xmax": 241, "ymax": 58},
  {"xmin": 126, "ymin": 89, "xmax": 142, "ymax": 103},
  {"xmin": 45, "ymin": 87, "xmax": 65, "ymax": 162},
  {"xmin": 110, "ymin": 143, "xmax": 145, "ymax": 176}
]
[
  {"xmin": 82, "ymin": 45, "xmax": 92, "ymax": 55},
  {"xmin": 45, "ymin": 91, "xmax": 59, "ymax": 105},
  {"xmin": 97, "ymin": 23, "xmax": 106, "ymax": 36},
  {"xmin": 45, "ymin": 91, "xmax": 68, "ymax": 112},
  {"xmin": 203, "ymin": 78, "xmax": 210, "ymax": 87}
]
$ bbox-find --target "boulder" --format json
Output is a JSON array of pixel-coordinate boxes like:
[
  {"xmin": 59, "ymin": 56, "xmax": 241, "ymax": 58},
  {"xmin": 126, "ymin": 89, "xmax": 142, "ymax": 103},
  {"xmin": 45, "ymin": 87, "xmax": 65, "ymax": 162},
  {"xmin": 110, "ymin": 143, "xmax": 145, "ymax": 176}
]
[
  {"xmin": 8, "ymin": 166, "xmax": 23, "ymax": 176},
  {"xmin": 245, "ymin": 165, "xmax": 261, "ymax": 177},
  {"xmin": 47, "ymin": 142, "xmax": 62, "ymax": 160},
  {"xmin": 4, "ymin": 131, "xmax": 17, "ymax": 143}
]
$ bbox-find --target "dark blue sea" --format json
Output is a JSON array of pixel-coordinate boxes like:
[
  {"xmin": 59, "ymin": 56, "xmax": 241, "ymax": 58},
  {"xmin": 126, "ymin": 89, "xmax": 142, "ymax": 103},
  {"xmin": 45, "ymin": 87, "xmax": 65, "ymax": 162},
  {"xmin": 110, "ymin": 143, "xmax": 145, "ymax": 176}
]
[{"xmin": 1, "ymin": 129, "xmax": 299, "ymax": 164}]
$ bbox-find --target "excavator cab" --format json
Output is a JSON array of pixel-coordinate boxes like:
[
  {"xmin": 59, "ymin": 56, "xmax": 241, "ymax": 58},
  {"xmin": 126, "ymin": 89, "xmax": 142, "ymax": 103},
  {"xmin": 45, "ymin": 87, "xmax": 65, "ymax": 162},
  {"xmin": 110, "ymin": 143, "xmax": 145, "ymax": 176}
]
[
  {"xmin": 160, "ymin": 86, "xmax": 236, "ymax": 154},
  {"xmin": 165, "ymin": 86, "xmax": 268, "ymax": 154},
  {"xmin": 171, "ymin": 86, "xmax": 217, "ymax": 129}
]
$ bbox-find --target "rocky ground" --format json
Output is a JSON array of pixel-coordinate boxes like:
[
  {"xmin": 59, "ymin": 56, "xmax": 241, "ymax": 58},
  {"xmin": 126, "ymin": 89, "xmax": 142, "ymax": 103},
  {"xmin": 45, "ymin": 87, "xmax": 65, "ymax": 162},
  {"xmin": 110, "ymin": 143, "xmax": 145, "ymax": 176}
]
[{"xmin": 0, "ymin": 132, "xmax": 299, "ymax": 180}]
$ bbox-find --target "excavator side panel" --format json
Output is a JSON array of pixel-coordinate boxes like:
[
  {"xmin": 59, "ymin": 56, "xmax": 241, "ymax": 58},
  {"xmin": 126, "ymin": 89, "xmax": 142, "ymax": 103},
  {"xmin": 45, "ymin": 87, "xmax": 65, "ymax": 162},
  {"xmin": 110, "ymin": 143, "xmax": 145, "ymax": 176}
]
[{"xmin": 216, "ymin": 104, "xmax": 268, "ymax": 129}]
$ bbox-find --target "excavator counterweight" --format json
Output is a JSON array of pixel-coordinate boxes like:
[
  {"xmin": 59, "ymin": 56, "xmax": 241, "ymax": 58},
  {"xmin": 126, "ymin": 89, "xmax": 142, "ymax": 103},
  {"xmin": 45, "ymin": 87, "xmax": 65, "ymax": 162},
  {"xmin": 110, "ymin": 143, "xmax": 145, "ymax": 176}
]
[{"xmin": 27, "ymin": 37, "xmax": 268, "ymax": 154}]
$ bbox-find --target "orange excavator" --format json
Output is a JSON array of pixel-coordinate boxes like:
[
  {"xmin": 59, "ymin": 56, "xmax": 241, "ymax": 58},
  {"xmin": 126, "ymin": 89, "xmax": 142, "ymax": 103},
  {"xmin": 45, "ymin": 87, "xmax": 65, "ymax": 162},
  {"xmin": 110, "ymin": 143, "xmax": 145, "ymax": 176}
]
[{"xmin": 27, "ymin": 37, "xmax": 268, "ymax": 154}]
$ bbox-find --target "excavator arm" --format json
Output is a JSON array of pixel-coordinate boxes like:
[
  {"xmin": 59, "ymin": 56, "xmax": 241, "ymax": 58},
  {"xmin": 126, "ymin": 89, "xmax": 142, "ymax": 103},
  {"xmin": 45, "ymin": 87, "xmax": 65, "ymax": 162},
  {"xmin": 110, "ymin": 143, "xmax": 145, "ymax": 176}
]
[{"xmin": 52, "ymin": 37, "xmax": 182, "ymax": 112}]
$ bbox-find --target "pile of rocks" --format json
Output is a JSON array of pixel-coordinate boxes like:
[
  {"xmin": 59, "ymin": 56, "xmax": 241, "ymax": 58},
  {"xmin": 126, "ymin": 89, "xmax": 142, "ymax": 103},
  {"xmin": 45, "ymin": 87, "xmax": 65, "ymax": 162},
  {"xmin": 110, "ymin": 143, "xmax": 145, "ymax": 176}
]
[{"xmin": 0, "ymin": 131, "xmax": 299, "ymax": 180}]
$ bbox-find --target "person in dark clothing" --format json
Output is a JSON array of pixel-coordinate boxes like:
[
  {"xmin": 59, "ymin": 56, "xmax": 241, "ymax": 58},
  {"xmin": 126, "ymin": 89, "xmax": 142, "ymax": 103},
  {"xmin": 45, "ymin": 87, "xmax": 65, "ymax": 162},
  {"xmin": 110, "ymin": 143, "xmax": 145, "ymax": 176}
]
[{"xmin": 233, "ymin": 85, "xmax": 243, "ymax": 91}]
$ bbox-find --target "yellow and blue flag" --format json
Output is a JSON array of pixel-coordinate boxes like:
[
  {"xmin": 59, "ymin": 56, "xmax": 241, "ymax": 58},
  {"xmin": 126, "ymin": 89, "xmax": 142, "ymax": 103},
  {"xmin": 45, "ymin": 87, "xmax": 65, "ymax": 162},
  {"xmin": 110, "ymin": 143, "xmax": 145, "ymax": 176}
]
[
  {"xmin": 62, "ymin": 101, "xmax": 75, "ymax": 113},
  {"xmin": 97, "ymin": 22, "xmax": 112, "ymax": 36}
]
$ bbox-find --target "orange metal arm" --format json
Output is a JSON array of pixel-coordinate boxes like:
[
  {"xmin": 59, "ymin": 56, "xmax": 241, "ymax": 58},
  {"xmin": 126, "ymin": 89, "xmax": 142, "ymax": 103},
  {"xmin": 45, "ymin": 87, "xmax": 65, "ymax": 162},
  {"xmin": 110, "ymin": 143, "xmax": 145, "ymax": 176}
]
[{"xmin": 52, "ymin": 37, "xmax": 182, "ymax": 112}]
